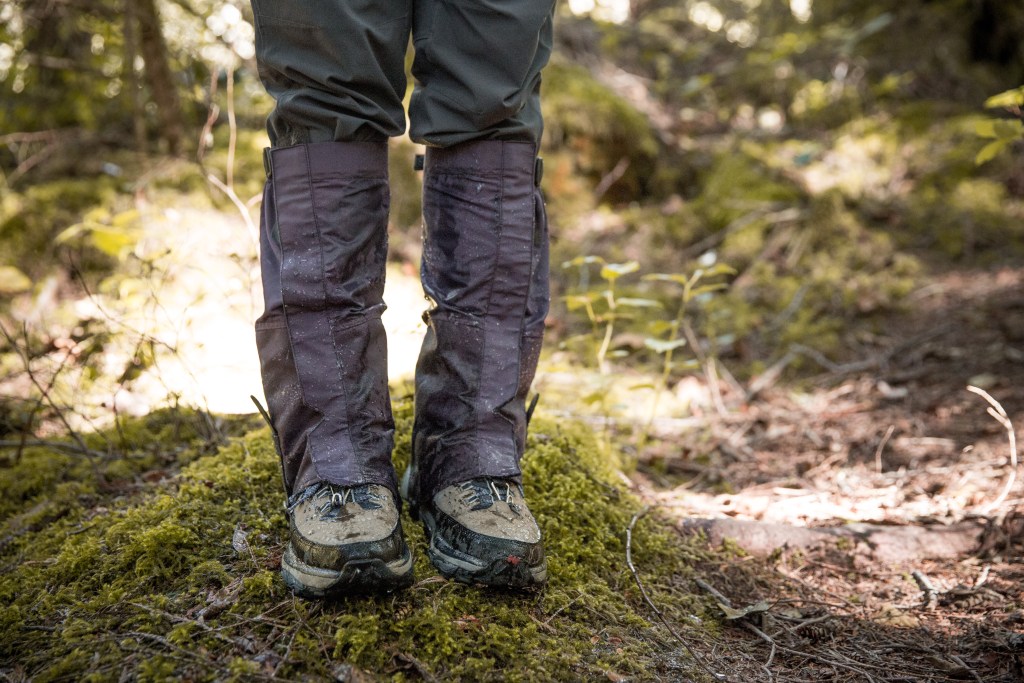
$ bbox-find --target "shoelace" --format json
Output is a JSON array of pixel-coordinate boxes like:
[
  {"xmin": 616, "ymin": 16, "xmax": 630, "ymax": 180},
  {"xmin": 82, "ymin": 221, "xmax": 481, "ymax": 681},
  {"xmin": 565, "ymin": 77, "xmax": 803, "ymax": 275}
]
[
  {"xmin": 458, "ymin": 478, "xmax": 521, "ymax": 514},
  {"xmin": 287, "ymin": 482, "xmax": 383, "ymax": 517}
]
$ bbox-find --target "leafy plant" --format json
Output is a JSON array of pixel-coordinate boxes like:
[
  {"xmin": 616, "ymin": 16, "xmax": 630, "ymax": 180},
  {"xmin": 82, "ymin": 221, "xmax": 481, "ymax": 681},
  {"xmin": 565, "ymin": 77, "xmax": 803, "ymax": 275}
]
[
  {"xmin": 561, "ymin": 253, "xmax": 734, "ymax": 455},
  {"xmin": 638, "ymin": 263, "xmax": 736, "ymax": 447},
  {"xmin": 975, "ymin": 86, "xmax": 1024, "ymax": 165},
  {"xmin": 562, "ymin": 256, "xmax": 660, "ymax": 374},
  {"xmin": 55, "ymin": 207, "xmax": 142, "ymax": 260}
]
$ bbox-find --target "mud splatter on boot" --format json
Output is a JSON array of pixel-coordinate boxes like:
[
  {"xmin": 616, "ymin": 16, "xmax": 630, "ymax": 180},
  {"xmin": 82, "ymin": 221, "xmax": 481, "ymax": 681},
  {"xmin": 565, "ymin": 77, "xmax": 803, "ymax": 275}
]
[{"xmin": 281, "ymin": 482, "xmax": 414, "ymax": 598}]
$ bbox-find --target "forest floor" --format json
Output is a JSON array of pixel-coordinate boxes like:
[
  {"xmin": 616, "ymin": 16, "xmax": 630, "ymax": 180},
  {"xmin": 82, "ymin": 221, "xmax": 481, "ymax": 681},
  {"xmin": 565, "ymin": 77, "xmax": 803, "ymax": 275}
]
[
  {"xmin": 621, "ymin": 263, "xmax": 1024, "ymax": 681},
  {"xmin": 3, "ymin": 261, "xmax": 1022, "ymax": 682},
  {"xmin": 2, "ymin": 154, "xmax": 1023, "ymax": 682}
]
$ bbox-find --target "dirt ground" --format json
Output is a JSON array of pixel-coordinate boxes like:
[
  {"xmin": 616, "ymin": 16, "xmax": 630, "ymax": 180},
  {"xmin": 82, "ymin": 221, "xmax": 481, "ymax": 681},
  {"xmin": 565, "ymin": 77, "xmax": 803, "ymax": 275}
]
[{"xmin": 627, "ymin": 265, "xmax": 1024, "ymax": 682}]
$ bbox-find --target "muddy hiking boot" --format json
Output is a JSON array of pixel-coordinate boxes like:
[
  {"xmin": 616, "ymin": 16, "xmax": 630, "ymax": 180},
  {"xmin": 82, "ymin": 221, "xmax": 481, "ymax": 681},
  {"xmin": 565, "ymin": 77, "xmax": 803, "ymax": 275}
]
[
  {"xmin": 403, "ymin": 472, "xmax": 547, "ymax": 587},
  {"xmin": 281, "ymin": 482, "xmax": 414, "ymax": 598}
]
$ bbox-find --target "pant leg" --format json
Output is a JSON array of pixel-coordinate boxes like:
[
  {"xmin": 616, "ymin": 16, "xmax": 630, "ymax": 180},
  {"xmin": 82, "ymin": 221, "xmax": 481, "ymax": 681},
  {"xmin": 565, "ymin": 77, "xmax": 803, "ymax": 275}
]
[
  {"xmin": 409, "ymin": 141, "xmax": 550, "ymax": 504},
  {"xmin": 251, "ymin": 1, "xmax": 411, "ymax": 496},
  {"xmin": 250, "ymin": 0, "xmax": 412, "ymax": 145},
  {"xmin": 256, "ymin": 142, "xmax": 397, "ymax": 497},
  {"xmin": 409, "ymin": 0, "xmax": 556, "ymax": 146}
]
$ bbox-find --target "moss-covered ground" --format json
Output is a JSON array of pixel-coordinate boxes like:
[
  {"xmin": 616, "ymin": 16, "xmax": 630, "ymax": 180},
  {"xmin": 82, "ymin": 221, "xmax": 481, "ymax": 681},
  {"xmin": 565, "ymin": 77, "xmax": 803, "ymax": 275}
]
[{"xmin": 0, "ymin": 397, "xmax": 717, "ymax": 682}]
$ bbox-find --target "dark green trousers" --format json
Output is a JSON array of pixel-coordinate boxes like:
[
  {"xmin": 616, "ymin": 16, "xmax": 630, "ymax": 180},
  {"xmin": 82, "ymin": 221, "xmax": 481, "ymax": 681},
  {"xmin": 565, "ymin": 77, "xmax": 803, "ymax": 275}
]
[{"xmin": 250, "ymin": 0, "xmax": 556, "ymax": 147}]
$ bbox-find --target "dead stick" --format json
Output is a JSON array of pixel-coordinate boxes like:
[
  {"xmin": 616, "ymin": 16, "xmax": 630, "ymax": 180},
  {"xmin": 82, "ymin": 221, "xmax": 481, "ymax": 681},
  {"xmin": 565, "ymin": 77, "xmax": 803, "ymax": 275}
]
[
  {"xmin": 695, "ymin": 579, "xmax": 877, "ymax": 683},
  {"xmin": 626, "ymin": 508, "xmax": 727, "ymax": 681},
  {"xmin": 967, "ymin": 385, "xmax": 1018, "ymax": 514},
  {"xmin": 910, "ymin": 570, "xmax": 938, "ymax": 609}
]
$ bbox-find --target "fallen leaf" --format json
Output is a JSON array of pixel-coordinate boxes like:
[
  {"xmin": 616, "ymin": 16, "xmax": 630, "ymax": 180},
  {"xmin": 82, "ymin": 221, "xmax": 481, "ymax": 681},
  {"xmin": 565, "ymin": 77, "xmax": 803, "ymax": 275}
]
[
  {"xmin": 717, "ymin": 600, "xmax": 771, "ymax": 621},
  {"xmin": 872, "ymin": 604, "xmax": 920, "ymax": 628},
  {"xmin": 232, "ymin": 524, "xmax": 250, "ymax": 556}
]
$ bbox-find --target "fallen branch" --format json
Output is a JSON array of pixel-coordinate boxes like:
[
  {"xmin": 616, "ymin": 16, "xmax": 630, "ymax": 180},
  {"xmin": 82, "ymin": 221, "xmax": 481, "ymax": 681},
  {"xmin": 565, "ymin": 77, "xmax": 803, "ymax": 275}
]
[
  {"xmin": 626, "ymin": 507, "xmax": 726, "ymax": 681},
  {"xmin": 695, "ymin": 579, "xmax": 878, "ymax": 682},
  {"xmin": 967, "ymin": 385, "xmax": 1018, "ymax": 515}
]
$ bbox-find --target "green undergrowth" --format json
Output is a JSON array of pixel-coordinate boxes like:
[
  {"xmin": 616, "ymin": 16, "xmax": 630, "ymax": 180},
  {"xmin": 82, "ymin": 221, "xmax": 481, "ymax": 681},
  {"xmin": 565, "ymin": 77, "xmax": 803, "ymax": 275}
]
[{"xmin": 1, "ymin": 400, "xmax": 716, "ymax": 681}]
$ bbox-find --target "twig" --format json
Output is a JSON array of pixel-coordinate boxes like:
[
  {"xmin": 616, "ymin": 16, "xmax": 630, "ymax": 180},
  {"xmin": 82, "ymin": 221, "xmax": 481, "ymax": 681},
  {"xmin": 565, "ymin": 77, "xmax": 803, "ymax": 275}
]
[
  {"xmin": 206, "ymin": 172, "xmax": 259, "ymax": 247},
  {"xmin": 225, "ymin": 65, "xmax": 237, "ymax": 190},
  {"xmin": 682, "ymin": 320, "xmax": 727, "ymax": 417},
  {"xmin": 65, "ymin": 257, "xmax": 225, "ymax": 446},
  {"xmin": 797, "ymin": 323, "xmax": 954, "ymax": 382},
  {"xmin": 272, "ymin": 625, "xmax": 299, "ymax": 678},
  {"xmin": 747, "ymin": 350, "xmax": 797, "ymax": 399},
  {"xmin": 543, "ymin": 595, "xmax": 582, "ymax": 625},
  {"xmin": 593, "ymin": 156, "xmax": 630, "ymax": 202},
  {"xmin": 966, "ymin": 385, "xmax": 1019, "ymax": 514},
  {"xmin": 949, "ymin": 654, "xmax": 984, "ymax": 683},
  {"xmin": 627, "ymin": 507, "xmax": 727, "ymax": 681},
  {"xmin": 197, "ymin": 67, "xmax": 220, "ymax": 165},
  {"xmin": 527, "ymin": 612, "xmax": 558, "ymax": 634},
  {"xmin": 128, "ymin": 603, "xmax": 255, "ymax": 653},
  {"xmin": 695, "ymin": 579, "xmax": 877, "ymax": 683},
  {"xmin": 9, "ymin": 333, "xmax": 75, "ymax": 463},
  {"xmin": 974, "ymin": 564, "xmax": 990, "ymax": 588},
  {"xmin": 119, "ymin": 630, "xmax": 297, "ymax": 682},
  {"xmin": 874, "ymin": 425, "xmax": 895, "ymax": 474},
  {"xmin": 0, "ymin": 128, "xmax": 77, "ymax": 145},
  {"xmin": 678, "ymin": 207, "xmax": 801, "ymax": 262},
  {"xmin": 911, "ymin": 570, "xmax": 938, "ymax": 609},
  {"xmin": 0, "ymin": 321, "xmax": 98, "ymax": 461},
  {"xmin": 67, "ymin": 260, "xmax": 180, "ymax": 354}
]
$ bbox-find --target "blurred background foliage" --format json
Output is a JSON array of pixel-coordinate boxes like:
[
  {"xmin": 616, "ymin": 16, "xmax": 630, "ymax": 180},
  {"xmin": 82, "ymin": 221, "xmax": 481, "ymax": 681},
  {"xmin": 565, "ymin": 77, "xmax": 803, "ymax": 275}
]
[{"xmin": 0, "ymin": 0, "xmax": 1023, "ymax": 430}]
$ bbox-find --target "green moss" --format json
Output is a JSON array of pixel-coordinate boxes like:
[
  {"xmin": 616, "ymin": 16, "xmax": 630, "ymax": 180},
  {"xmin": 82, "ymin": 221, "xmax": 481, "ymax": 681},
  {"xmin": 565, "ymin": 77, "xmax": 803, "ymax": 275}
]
[
  {"xmin": 694, "ymin": 148, "xmax": 803, "ymax": 230},
  {"xmin": 708, "ymin": 189, "xmax": 921, "ymax": 364},
  {"xmin": 0, "ymin": 404, "xmax": 717, "ymax": 681},
  {"xmin": 542, "ymin": 61, "xmax": 660, "ymax": 205},
  {"xmin": 0, "ymin": 177, "xmax": 122, "ymax": 279},
  {"xmin": 905, "ymin": 177, "xmax": 1024, "ymax": 259}
]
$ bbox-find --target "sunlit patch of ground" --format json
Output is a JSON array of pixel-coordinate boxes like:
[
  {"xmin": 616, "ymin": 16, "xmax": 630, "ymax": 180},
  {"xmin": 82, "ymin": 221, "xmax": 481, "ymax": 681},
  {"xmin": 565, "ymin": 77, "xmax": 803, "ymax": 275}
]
[
  {"xmin": 629, "ymin": 266, "xmax": 1024, "ymax": 529},
  {"xmin": 66, "ymin": 204, "xmax": 428, "ymax": 418}
]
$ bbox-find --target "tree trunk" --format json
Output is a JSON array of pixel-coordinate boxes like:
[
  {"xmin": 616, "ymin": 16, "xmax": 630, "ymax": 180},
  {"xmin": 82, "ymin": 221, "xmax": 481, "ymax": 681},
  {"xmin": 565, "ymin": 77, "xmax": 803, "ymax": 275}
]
[
  {"xmin": 135, "ymin": 0, "xmax": 184, "ymax": 155},
  {"xmin": 122, "ymin": 0, "xmax": 147, "ymax": 154}
]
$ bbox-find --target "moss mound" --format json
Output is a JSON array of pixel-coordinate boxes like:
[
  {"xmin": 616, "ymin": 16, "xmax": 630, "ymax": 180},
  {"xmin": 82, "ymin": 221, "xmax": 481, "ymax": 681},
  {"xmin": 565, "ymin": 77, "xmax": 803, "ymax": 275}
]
[{"xmin": 0, "ymin": 400, "xmax": 714, "ymax": 681}]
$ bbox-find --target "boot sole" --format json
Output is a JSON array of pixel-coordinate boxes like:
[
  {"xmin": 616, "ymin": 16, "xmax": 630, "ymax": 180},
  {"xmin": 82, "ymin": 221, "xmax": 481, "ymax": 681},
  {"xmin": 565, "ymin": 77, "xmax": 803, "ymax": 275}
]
[
  {"xmin": 422, "ymin": 510, "xmax": 548, "ymax": 588},
  {"xmin": 280, "ymin": 542, "xmax": 415, "ymax": 599}
]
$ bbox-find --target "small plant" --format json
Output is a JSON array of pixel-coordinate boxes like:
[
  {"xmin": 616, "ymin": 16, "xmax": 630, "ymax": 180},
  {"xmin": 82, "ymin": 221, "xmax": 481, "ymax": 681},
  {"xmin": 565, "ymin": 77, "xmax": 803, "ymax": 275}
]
[
  {"xmin": 562, "ymin": 256, "xmax": 661, "ymax": 374},
  {"xmin": 561, "ymin": 253, "xmax": 734, "ymax": 453},
  {"xmin": 638, "ymin": 263, "xmax": 736, "ymax": 448},
  {"xmin": 975, "ymin": 85, "xmax": 1024, "ymax": 165}
]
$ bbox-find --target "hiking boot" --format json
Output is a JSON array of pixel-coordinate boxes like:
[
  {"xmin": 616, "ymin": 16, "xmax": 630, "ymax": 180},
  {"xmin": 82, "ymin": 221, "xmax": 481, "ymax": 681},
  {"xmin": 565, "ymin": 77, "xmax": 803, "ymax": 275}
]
[
  {"xmin": 281, "ymin": 482, "xmax": 414, "ymax": 598},
  {"xmin": 403, "ymin": 472, "xmax": 547, "ymax": 587}
]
